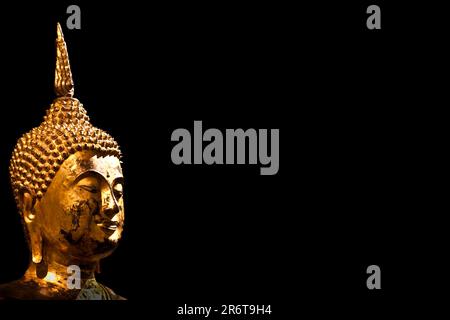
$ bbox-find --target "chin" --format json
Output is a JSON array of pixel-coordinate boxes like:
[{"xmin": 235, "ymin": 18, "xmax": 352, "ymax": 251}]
[
  {"xmin": 73, "ymin": 249, "xmax": 116, "ymax": 264},
  {"xmin": 66, "ymin": 237, "xmax": 120, "ymax": 262}
]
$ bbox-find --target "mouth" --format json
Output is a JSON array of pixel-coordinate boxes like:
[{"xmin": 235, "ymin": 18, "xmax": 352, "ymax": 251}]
[{"xmin": 96, "ymin": 220, "xmax": 120, "ymax": 231}]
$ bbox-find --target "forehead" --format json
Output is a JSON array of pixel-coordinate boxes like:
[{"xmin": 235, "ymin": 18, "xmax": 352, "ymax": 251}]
[{"xmin": 63, "ymin": 151, "xmax": 123, "ymax": 181}]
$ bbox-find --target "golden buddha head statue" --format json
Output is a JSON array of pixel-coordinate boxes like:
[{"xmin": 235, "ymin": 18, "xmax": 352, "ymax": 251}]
[{"xmin": 1, "ymin": 24, "xmax": 125, "ymax": 299}]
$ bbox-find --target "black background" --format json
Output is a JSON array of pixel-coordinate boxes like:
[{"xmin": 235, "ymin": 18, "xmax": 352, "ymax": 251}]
[{"xmin": 0, "ymin": 0, "xmax": 439, "ymax": 318}]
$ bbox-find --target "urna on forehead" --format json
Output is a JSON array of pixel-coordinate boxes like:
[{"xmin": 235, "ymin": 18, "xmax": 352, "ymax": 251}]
[{"xmin": 9, "ymin": 23, "xmax": 122, "ymax": 203}]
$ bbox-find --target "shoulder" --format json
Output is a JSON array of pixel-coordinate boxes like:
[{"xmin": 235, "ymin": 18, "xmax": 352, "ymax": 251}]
[
  {"xmin": 0, "ymin": 279, "xmax": 56, "ymax": 300},
  {"xmin": 0, "ymin": 281, "xmax": 22, "ymax": 300},
  {"xmin": 100, "ymin": 283, "xmax": 127, "ymax": 300}
]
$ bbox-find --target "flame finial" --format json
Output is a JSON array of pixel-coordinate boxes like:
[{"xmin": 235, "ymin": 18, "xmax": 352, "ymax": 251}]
[{"xmin": 54, "ymin": 23, "xmax": 74, "ymax": 97}]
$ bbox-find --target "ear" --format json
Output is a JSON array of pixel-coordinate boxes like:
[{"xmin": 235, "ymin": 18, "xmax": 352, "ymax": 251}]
[
  {"xmin": 18, "ymin": 190, "xmax": 43, "ymax": 264},
  {"xmin": 19, "ymin": 190, "xmax": 35, "ymax": 223}
]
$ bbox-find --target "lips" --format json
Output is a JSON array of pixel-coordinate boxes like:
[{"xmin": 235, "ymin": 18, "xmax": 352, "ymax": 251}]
[{"xmin": 97, "ymin": 220, "xmax": 120, "ymax": 231}]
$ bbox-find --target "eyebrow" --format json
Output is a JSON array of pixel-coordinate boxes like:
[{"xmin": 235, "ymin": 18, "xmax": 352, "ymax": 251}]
[
  {"xmin": 72, "ymin": 170, "xmax": 124, "ymax": 186},
  {"xmin": 72, "ymin": 170, "xmax": 105, "ymax": 186}
]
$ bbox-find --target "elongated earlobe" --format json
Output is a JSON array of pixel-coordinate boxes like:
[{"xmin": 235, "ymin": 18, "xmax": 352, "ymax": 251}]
[
  {"xmin": 19, "ymin": 191, "xmax": 43, "ymax": 264},
  {"xmin": 30, "ymin": 229, "xmax": 43, "ymax": 264}
]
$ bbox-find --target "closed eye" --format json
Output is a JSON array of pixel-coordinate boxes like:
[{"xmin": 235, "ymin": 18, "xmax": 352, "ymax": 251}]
[
  {"xmin": 113, "ymin": 183, "xmax": 124, "ymax": 199},
  {"xmin": 79, "ymin": 185, "xmax": 99, "ymax": 193}
]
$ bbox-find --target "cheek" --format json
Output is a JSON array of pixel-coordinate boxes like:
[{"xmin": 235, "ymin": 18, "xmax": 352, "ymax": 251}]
[
  {"xmin": 118, "ymin": 199, "xmax": 125, "ymax": 222},
  {"xmin": 60, "ymin": 197, "xmax": 100, "ymax": 240}
]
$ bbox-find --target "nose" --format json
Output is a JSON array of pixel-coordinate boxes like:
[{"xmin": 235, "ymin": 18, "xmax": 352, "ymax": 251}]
[{"xmin": 101, "ymin": 187, "xmax": 120, "ymax": 219}]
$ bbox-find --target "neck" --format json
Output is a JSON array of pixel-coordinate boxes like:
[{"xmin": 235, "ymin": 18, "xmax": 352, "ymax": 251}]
[{"xmin": 23, "ymin": 247, "xmax": 99, "ymax": 293}]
